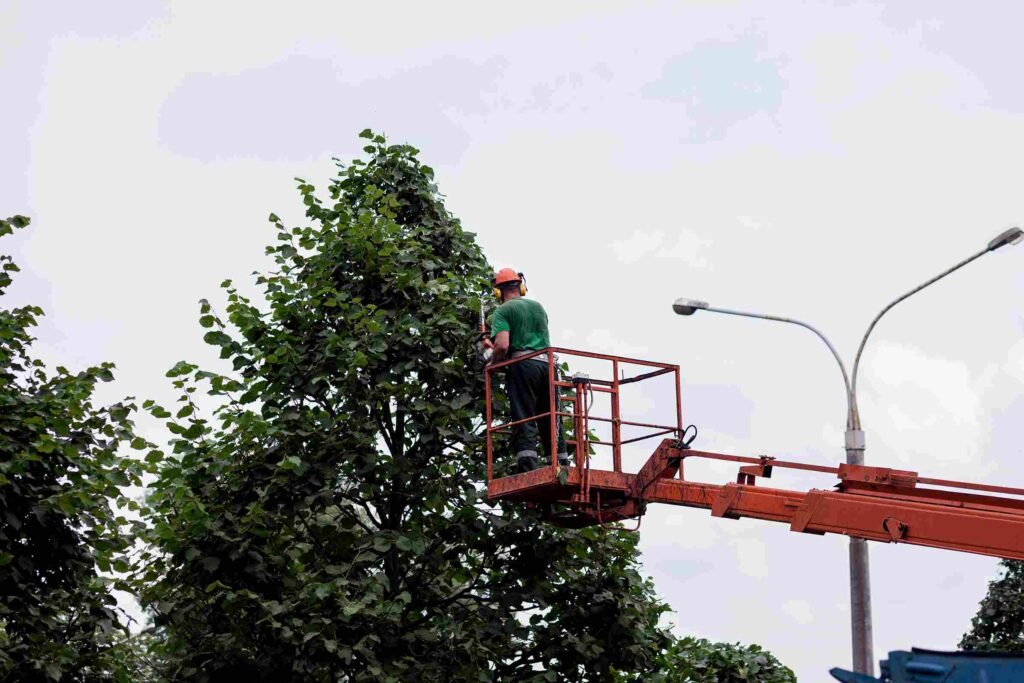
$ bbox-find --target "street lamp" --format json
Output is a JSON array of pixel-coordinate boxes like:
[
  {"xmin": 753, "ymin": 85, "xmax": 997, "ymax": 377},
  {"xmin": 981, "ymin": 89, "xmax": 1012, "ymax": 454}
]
[
  {"xmin": 672, "ymin": 298, "xmax": 856, "ymax": 424},
  {"xmin": 672, "ymin": 226, "xmax": 1022, "ymax": 676},
  {"xmin": 988, "ymin": 227, "xmax": 1024, "ymax": 250}
]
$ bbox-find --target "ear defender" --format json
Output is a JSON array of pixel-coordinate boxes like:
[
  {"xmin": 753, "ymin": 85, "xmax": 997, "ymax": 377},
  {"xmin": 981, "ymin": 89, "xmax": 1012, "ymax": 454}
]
[{"xmin": 493, "ymin": 268, "xmax": 526, "ymax": 301}]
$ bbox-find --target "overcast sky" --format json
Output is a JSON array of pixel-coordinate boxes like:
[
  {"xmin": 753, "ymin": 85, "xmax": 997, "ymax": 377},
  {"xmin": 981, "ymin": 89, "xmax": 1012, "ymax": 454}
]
[{"xmin": 3, "ymin": 1, "xmax": 1024, "ymax": 678}]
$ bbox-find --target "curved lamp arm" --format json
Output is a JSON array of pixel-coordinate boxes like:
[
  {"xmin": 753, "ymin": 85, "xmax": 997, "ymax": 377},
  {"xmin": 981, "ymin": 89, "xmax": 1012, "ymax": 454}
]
[
  {"xmin": 673, "ymin": 299, "xmax": 856, "ymax": 427},
  {"xmin": 849, "ymin": 227, "xmax": 1022, "ymax": 430}
]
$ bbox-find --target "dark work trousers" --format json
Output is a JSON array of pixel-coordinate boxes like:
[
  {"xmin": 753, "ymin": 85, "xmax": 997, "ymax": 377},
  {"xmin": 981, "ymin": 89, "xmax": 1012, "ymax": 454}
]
[{"xmin": 507, "ymin": 358, "xmax": 566, "ymax": 463}]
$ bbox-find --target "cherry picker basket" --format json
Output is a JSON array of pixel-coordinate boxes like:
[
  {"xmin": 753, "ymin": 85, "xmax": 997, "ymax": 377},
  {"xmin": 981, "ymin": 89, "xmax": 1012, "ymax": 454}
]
[{"xmin": 484, "ymin": 347, "xmax": 683, "ymax": 527}]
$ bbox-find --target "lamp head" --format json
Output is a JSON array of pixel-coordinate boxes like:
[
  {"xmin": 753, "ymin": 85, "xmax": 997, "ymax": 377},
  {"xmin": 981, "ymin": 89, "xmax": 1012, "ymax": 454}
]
[
  {"xmin": 987, "ymin": 227, "xmax": 1023, "ymax": 251},
  {"xmin": 673, "ymin": 298, "xmax": 710, "ymax": 316}
]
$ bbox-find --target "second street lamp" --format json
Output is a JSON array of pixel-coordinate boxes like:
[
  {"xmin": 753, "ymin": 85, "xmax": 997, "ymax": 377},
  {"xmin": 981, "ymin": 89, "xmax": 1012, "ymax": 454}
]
[
  {"xmin": 673, "ymin": 297, "xmax": 870, "ymax": 672},
  {"xmin": 672, "ymin": 226, "xmax": 1022, "ymax": 676},
  {"xmin": 850, "ymin": 226, "xmax": 1024, "ymax": 413}
]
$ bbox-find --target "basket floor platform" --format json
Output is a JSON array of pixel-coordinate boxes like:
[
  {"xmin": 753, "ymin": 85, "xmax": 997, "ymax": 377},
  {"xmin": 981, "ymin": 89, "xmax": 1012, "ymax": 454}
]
[{"xmin": 487, "ymin": 464, "xmax": 644, "ymax": 528}]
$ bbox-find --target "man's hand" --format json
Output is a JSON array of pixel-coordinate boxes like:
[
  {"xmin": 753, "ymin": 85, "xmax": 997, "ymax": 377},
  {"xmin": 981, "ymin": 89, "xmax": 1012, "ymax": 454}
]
[{"xmin": 476, "ymin": 337, "xmax": 495, "ymax": 366}]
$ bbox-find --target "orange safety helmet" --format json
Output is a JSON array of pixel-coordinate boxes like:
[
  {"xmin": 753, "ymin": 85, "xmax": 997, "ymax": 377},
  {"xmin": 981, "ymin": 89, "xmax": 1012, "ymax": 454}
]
[{"xmin": 492, "ymin": 267, "xmax": 527, "ymax": 300}]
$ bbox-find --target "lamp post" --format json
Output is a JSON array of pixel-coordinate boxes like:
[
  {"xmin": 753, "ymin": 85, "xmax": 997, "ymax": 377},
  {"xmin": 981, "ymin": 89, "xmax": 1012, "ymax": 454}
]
[
  {"xmin": 673, "ymin": 297, "xmax": 873, "ymax": 673},
  {"xmin": 672, "ymin": 226, "xmax": 1022, "ymax": 676}
]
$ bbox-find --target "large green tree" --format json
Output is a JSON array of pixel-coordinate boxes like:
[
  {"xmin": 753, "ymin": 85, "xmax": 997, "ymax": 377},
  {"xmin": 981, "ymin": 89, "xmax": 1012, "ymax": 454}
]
[
  {"xmin": 136, "ymin": 132, "xmax": 671, "ymax": 681},
  {"xmin": 961, "ymin": 559, "xmax": 1024, "ymax": 651},
  {"xmin": 0, "ymin": 216, "xmax": 152, "ymax": 681}
]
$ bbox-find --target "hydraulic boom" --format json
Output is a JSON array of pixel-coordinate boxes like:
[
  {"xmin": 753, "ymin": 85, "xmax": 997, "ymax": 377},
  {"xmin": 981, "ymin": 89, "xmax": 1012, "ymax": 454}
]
[{"xmin": 485, "ymin": 348, "xmax": 1024, "ymax": 561}]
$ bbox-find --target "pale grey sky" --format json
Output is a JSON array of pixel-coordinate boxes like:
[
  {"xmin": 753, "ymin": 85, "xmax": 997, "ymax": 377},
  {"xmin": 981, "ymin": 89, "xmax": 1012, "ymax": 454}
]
[{"xmin": 3, "ymin": 1, "xmax": 1024, "ymax": 679}]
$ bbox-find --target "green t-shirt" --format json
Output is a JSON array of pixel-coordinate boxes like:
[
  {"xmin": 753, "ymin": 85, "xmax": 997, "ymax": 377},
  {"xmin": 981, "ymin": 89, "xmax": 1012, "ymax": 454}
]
[{"xmin": 491, "ymin": 298, "xmax": 550, "ymax": 353}]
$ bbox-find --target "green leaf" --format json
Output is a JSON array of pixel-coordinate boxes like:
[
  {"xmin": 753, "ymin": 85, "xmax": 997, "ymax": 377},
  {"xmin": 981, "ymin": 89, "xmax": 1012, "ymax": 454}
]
[
  {"xmin": 203, "ymin": 331, "xmax": 232, "ymax": 346},
  {"xmin": 166, "ymin": 360, "xmax": 196, "ymax": 377},
  {"xmin": 280, "ymin": 455, "xmax": 302, "ymax": 471},
  {"xmin": 150, "ymin": 405, "xmax": 172, "ymax": 418}
]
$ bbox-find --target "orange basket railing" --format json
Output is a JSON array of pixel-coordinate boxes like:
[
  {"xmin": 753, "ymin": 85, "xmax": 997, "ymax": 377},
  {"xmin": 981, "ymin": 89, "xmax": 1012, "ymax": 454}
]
[{"xmin": 484, "ymin": 347, "xmax": 683, "ymax": 483}]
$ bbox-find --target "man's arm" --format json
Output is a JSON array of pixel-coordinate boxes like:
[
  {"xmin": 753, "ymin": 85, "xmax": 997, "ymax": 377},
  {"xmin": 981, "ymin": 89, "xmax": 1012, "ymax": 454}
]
[
  {"xmin": 487, "ymin": 306, "xmax": 511, "ymax": 366},
  {"xmin": 490, "ymin": 330, "xmax": 510, "ymax": 363}
]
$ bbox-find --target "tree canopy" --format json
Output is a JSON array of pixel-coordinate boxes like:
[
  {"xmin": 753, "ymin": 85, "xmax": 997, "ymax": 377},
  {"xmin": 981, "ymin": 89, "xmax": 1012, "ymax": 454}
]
[
  {"xmin": 961, "ymin": 559, "xmax": 1024, "ymax": 651},
  {"xmin": 0, "ymin": 216, "xmax": 151, "ymax": 681},
  {"xmin": 134, "ymin": 132, "xmax": 674, "ymax": 681}
]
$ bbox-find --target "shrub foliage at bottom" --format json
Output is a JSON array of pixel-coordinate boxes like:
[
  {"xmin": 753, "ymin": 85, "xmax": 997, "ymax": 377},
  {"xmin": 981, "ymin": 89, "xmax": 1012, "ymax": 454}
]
[{"xmin": 638, "ymin": 637, "xmax": 796, "ymax": 683}]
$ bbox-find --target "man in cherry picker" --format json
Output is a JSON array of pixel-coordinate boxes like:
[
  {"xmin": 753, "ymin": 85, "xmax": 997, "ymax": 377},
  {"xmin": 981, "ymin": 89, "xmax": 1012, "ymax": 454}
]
[{"xmin": 486, "ymin": 267, "xmax": 569, "ymax": 473}]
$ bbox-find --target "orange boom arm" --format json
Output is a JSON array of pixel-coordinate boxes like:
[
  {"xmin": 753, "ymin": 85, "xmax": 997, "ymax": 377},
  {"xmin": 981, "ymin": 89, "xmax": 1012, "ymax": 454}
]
[{"xmin": 486, "ymin": 348, "xmax": 1024, "ymax": 560}]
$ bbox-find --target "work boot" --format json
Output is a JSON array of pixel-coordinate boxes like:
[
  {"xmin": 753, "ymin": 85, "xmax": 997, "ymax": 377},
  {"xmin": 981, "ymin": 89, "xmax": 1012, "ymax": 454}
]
[{"xmin": 517, "ymin": 451, "xmax": 539, "ymax": 473}]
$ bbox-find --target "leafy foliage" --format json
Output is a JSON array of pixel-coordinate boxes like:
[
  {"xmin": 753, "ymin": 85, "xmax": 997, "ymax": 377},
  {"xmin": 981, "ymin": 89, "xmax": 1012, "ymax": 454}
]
[
  {"xmin": 961, "ymin": 559, "xmax": 1024, "ymax": 651},
  {"xmin": 0, "ymin": 216, "xmax": 153, "ymax": 681},
  {"xmin": 636, "ymin": 637, "xmax": 796, "ymax": 683},
  {"xmin": 135, "ymin": 132, "xmax": 673, "ymax": 681}
]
